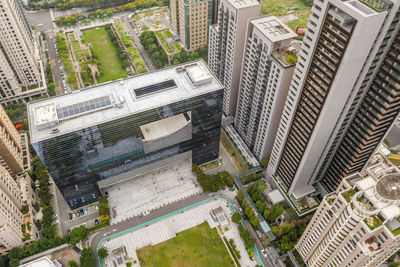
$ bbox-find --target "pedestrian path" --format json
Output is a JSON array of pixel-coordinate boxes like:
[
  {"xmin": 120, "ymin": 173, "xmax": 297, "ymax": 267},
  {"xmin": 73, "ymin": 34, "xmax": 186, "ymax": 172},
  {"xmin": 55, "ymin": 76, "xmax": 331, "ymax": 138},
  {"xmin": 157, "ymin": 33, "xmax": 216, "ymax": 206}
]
[{"xmin": 100, "ymin": 199, "xmax": 256, "ymax": 267}]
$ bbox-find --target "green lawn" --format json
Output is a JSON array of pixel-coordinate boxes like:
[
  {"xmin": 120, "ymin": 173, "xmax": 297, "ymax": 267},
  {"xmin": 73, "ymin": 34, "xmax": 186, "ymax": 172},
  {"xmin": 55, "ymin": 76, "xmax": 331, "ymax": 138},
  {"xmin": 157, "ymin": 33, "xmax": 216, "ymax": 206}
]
[
  {"xmin": 261, "ymin": 0, "xmax": 312, "ymax": 31},
  {"xmin": 82, "ymin": 27, "xmax": 127, "ymax": 83},
  {"xmin": 137, "ymin": 223, "xmax": 235, "ymax": 267}
]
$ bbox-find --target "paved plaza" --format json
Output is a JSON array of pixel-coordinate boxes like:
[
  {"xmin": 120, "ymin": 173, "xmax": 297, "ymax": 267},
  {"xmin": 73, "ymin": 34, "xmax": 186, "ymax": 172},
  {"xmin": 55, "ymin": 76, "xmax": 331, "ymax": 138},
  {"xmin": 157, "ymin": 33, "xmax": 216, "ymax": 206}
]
[
  {"xmin": 106, "ymin": 158, "xmax": 202, "ymax": 224},
  {"xmin": 99, "ymin": 198, "xmax": 257, "ymax": 267}
]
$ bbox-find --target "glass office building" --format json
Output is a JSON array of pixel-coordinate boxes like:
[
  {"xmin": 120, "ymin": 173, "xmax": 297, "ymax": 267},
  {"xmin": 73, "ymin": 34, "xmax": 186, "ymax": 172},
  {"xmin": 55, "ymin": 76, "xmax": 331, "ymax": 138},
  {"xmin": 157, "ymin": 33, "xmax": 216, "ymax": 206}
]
[{"xmin": 28, "ymin": 61, "xmax": 224, "ymax": 209}]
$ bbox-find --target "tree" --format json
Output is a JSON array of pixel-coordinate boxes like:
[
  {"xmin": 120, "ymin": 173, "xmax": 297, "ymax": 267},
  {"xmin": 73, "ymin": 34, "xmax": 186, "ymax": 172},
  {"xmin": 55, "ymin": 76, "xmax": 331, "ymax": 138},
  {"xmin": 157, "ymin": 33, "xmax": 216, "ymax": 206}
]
[
  {"xmin": 250, "ymin": 216, "xmax": 259, "ymax": 227},
  {"xmin": 98, "ymin": 247, "xmax": 109, "ymax": 259},
  {"xmin": 80, "ymin": 248, "xmax": 95, "ymax": 267},
  {"xmin": 68, "ymin": 260, "xmax": 78, "ymax": 267},
  {"xmin": 69, "ymin": 226, "xmax": 89, "ymax": 245},
  {"xmin": 260, "ymin": 156, "xmax": 270, "ymax": 168},
  {"xmin": 232, "ymin": 212, "xmax": 241, "ymax": 224}
]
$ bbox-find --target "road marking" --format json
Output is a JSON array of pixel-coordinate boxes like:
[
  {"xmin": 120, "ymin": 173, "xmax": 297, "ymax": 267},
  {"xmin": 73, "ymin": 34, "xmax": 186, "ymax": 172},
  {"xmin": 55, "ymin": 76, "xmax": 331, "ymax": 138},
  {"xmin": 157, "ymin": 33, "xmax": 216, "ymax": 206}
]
[{"xmin": 112, "ymin": 229, "xmax": 117, "ymax": 232}]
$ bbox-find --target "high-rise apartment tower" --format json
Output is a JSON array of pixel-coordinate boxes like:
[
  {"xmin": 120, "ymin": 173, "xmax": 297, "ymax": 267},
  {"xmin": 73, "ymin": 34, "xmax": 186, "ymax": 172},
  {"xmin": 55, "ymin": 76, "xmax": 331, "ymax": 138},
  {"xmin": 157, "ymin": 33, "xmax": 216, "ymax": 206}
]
[
  {"xmin": 208, "ymin": 0, "xmax": 260, "ymax": 116},
  {"xmin": 235, "ymin": 16, "xmax": 297, "ymax": 161},
  {"xmin": 0, "ymin": 106, "xmax": 37, "ymax": 253},
  {"xmin": 0, "ymin": 0, "xmax": 43, "ymax": 102},
  {"xmin": 267, "ymin": 0, "xmax": 400, "ymax": 199},
  {"xmin": 296, "ymin": 160, "xmax": 400, "ymax": 267},
  {"xmin": 170, "ymin": 0, "xmax": 213, "ymax": 52}
]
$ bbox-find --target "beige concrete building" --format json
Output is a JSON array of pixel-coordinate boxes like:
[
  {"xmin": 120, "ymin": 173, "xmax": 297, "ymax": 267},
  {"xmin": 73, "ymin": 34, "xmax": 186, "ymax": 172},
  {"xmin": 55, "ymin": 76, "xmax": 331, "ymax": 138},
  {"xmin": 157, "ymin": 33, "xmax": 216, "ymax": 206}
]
[
  {"xmin": 170, "ymin": 0, "xmax": 213, "ymax": 52},
  {"xmin": 0, "ymin": 164, "xmax": 24, "ymax": 252},
  {"xmin": 208, "ymin": 0, "xmax": 260, "ymax": 116},
  {"xmin": 0, "ymin": 0, "xmax": 46, "ymax": 104},
  {"xmin": 296, "ymin": 159, "xmax": 400, "ymax": 267},
  {"xmin": 0, "ymin": 106, "xmax": 37, "ymax": 253},
  {"xmin": 235, "ymin": 16, "xmax": 297, "ymax": 162},
  {"xmin": 0, "ymin": 106, "xmax": 24, "ymax": 176}
]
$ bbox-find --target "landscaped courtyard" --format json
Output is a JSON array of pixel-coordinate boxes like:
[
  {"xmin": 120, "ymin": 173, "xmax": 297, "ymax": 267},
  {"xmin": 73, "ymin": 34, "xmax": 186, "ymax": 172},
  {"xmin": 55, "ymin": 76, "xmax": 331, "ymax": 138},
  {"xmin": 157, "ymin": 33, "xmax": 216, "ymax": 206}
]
[
  {"xmin": 82, "ymin": 27, "xmax": 128, "ymax": 83},
  {"xmin": 137, "ymin": 222, "xmax": 235, "ymax": 267},
  {"xmin": 261, "ymin": 0, "xmax": 312, "ymax": 31}
]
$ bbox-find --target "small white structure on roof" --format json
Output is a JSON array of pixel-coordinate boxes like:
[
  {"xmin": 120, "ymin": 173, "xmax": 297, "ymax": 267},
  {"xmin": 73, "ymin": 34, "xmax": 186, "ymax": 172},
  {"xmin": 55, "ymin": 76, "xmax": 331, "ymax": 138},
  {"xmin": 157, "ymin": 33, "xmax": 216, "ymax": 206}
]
[
  {"xmin": 267, "ymin": 189, "xmax": 285, "ymax": 205},
  {"xmin": 211, "ymin": 207, "xmax": 228, "ymax": 226},
  {"xmin": 19, "ymin": 256, "xmax": 60, "ymax": 267}
]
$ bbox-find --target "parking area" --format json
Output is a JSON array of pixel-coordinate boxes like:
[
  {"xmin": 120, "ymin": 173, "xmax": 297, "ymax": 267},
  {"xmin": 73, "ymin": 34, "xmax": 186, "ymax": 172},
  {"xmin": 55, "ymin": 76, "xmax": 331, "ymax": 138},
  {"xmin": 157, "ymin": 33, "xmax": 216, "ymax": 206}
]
[
  {"xmin": 100, "ymin": 198, "xmax": 256, "ymax": 267},
  {"xmin": 105, "ymin": 158, "xmax": 202, "ymax": 224}
]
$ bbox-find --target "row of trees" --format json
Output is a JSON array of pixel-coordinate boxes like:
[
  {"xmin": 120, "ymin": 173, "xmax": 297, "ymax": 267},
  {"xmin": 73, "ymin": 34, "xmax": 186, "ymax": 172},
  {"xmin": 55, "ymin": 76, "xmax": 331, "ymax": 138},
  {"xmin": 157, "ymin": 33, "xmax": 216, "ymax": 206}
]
[
  {"xmin": 171, "ymin": 47, "xmax": 208, "ymax": 65},
  {"xmin": 115, "ymin": 20, "xmax": 147, "ymax": 73},
  {"xmin": 271, "ymin": 215, "xmax": 311, "ymax": 252},
  {"xmin": 139, "ymin": 31, "xmax": 168, "ymax": 69},
  {"xmin": 44, "ymin": 50, "xmax": 57, "ymax": 97},
  {"xmin": 192, "ymin": 164, "xmax": 233, "ymax": 192},
  {"xmin": 30, "ymin": 0, "xmax": 168, "ymax": 14},
  {"xmin": 236, "ymin": 190, "xmax": 259, "ymax": 227},
  {"xmin": 104, "ymin": 24, "xmax": 130, "ymax": 69},
  {"xmin": 98, "ymin": 197, "xmax": 110, "ymax": 223},
  {"xmin": 55, "ymin": 33, "xmax": 78, "ymax": 89},
  {"xmin": 29, "ymin": 157, "xmax": 57, "ymax": 239},
  {"xmin": 240, "ymin": 173, "xmax": 259, "ymax": 185},
  {"xmin": 246, "ymin": 181, "xmax": 284, "ymax": 224},
  {"xmin": 231, "ymin": 211, "xmax": 256, "ymax": 260}
]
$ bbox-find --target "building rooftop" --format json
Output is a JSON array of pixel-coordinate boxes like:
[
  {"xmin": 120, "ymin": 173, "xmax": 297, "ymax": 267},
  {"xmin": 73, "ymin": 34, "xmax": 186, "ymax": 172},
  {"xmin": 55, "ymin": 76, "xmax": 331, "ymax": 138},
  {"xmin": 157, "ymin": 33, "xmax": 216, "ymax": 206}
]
[
  {"xmin": 28, "ymin": 60, "xmax": 223, "ymax": 143},
  {"xmin": 267, "ymin": 189, "xmax": 285, "ymax": 205},
  {"xmin": 226, "ymin": 0, "xmax": 260, "ymax": 9},
  {"xmin": 251, "ymin": 16, "xmax": 297, "ymax": 43},
  {"xmin": 375, "ymin": 174, "xmax": 400, "ymax": 201},
  {"xmin": 19, "ymin": 256, "xmax": 57, "ymax": 267}
]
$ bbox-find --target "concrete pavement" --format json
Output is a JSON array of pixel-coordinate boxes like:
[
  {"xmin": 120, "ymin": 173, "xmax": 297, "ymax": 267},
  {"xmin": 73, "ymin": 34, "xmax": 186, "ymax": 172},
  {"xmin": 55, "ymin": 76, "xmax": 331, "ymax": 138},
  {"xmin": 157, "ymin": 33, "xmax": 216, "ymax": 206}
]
[{"xmin": 89, "ymin": 192, "xmax": 272, "ymax": 267}]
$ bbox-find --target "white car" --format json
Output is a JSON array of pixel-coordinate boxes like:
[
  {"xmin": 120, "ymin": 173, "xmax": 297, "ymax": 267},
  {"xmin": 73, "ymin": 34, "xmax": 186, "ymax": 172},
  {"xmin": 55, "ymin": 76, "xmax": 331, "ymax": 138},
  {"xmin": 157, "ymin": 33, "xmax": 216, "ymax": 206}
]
[
  {"xmin": 143, "ymin": 210, "xmax": 150, "ymax": 216},
  {"xmin": 261, "ymin": 249, "xmax": 267, "ymax": 258}
]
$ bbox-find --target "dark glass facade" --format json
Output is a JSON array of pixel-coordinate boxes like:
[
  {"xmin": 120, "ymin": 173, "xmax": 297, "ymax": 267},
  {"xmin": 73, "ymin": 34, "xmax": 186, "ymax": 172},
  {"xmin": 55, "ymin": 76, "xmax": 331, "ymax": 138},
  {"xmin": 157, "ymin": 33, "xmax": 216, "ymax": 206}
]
[{"xmin": 32, "ymin": 90, "xmax": 223, "ymax": 209}]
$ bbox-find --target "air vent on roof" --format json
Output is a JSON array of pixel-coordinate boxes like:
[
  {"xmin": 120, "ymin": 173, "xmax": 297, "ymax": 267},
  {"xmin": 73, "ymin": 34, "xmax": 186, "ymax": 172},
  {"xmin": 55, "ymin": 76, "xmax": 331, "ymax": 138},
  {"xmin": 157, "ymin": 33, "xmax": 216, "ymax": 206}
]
[{"xmin": 134, "ymin": 80, "xmax": 177, "ymax": 97}]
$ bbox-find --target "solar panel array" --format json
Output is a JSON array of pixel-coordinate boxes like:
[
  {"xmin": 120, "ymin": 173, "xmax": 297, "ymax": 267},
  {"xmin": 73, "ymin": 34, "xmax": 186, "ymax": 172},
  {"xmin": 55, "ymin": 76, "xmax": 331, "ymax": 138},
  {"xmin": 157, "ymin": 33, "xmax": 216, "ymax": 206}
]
[
  {"xmin": 134, "ymin": 79, "xmax": 177, "ymax": 97},
  {"xmin": 57, "ymin": 95, "xmax": 112, "ymax": 120}
]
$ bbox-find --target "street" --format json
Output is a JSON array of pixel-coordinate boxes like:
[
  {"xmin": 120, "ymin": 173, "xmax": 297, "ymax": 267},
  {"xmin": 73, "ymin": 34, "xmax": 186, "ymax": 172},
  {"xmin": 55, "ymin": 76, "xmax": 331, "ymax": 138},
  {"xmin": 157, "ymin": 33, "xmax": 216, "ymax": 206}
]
[
  {"xmin": 89, "ymin": 192, "xmax": 273, "ymax": 267},
  {"xmin": 45, "ymin": 32, "xmax": 70, "ymax": 94},
  {"xmin": 121, "ymin": 16, "xmax": 155, "ymax": 72}
]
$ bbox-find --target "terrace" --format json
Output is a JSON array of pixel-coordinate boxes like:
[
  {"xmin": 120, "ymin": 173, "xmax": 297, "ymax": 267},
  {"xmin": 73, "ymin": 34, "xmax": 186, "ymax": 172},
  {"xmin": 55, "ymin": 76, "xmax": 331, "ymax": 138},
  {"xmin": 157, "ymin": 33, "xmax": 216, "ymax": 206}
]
[
  {"xmin": 364, "ymin": 215, "xmax": 382, "ymax": 230},
  {"xmin": 273, "ymin": 51, "xmax": 298, "ymax": 68},
  {"xmin": 341, "ymin": 189, "xmax": 356, "ymax": 202},
  {"xmin": 155, "ymin": 29, "xmax": 182, "ymax": 63}
]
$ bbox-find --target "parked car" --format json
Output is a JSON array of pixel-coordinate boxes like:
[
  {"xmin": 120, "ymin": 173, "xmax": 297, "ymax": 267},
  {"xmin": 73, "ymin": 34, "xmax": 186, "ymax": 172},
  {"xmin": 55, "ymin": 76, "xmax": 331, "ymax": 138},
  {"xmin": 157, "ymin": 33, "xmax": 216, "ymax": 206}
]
[
  {"xmin": 143, "ymin": 210, "xmax": 150, "ymax": 216},
  {"xmin": 82, "ymin": 197, "xmax": 85, "ymax": 203},
  {"xmin": 84, "ymin": 208, "xmax": 88, "ymax": 215},
  {"xmin": 76, "ymin": 211, "xmax": 80, "ymax": 217},
  {"xmin": 261, "ymin": 250, "xmax": 268, "ymax": 258},
  {"xmin": 95, "ymin": 204, "xmax": 98, "ymax": 210},
  {"xmin": 92, "ymin": 193, "xmax": 96, "ymax": 199},
  {"xmin": 95, "ymin": 219, "xmax": 99, "ymax": 225},
  {"xmin": 104, "ymin": 191, "xmax": 109, "ymax": 197},
  {"xmin": 68, "ymin": 213, "xmax": 72, "ymax": 220},
  {"xmin": 80, "ymin": 209, "xmax": 84, "ymax": 215},
  {"xmin": 75, "ymin": 185, "xmax": 79, "ymax": 191}
]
